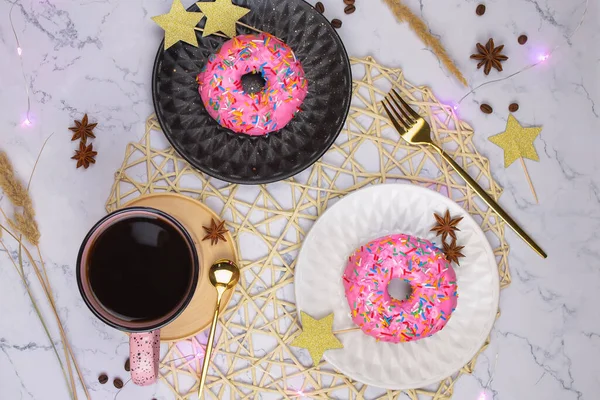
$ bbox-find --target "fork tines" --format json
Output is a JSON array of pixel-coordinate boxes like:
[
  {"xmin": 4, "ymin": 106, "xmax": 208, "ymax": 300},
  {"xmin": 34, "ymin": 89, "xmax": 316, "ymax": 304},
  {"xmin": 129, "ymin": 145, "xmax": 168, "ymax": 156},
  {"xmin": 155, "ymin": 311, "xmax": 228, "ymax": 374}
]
[{"xmin": 382, "ymin": 89, "xmax": 420, "ymax": 130}]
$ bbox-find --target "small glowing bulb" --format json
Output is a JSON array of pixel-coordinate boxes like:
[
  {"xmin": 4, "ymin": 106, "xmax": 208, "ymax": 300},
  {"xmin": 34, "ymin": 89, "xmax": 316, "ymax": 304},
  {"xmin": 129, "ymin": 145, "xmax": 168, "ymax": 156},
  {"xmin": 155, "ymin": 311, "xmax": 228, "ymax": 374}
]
[
  {"xmin": 22, "ymin": 118, "xmax": 31, "ymax": 126},
  {"xmin": 478, "ymin": 391, "xmax": 487, "ymax": 400},
  {"xmin": 17, "ymin": 47, "xmax": 22, "ymax": 56},
  {"xmin": 453, "ymin": 104, "xmax": 459, "ymax": 110},
  {"xmin": 297, "ymin": 390, "xmax": 305, "ymax": 397},
  {"xmin": 539, "ymin": 54, "xmax": 549, "ymax": 62}
]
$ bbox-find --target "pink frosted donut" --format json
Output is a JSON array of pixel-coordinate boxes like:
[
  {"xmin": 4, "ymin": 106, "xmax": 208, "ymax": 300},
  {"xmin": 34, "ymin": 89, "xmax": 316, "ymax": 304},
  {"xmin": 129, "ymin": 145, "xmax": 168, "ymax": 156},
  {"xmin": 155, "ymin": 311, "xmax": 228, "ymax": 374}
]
[
  {"xmin": 342, "ymin": 234, "xmax": 458, "ymax": 343},
  {"xmin": 197, "ymin": 33, "xmax": 308, "ymax": 136}
]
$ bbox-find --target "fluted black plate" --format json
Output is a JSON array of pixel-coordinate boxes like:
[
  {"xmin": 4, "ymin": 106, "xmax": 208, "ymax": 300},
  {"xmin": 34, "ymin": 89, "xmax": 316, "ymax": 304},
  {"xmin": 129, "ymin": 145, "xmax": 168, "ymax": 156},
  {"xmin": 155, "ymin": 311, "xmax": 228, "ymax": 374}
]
[{"xmin": 152, "ymin": 0, "xmax": 352, "ymax": 184}]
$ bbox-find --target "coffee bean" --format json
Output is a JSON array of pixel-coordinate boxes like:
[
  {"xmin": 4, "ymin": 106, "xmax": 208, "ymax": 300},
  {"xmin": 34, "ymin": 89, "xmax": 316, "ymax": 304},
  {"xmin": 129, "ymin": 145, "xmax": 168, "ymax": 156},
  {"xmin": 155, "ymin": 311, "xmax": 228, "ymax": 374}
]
[
  {"xmin": 331, "ymin": 19, "xmax": 342, "ymax": 29},
  {"xmin": 480, "ymin": 104, "xmax": 493, "ymax": 114},
  {"xmin": 509, "ymin": 103, "xmax": 519, "ymax": 112},
  {"xmin": 518, "ymin": 35, "xmax": 528, "ymax": 45},
  {"xmin": 315, "ymin": 2, "xmax": 324, "ymax": 14},
  {"xmin": 124, "ymin": 358, "xmax": 130, "ymax": 372},
  {"xmin": 113, "ymin": 378, "xmax": 124, "ymax": 389},
  {"xmin": 476, "ymin": 4, "xmax": 486, "ymax": 16},
  {"xmin": 344, "ymin": 4, "xmax": 356, "ymax": 14},
  {"xmin": 344, "ymin": 0, "xmax": 355, "ymax": 5},
  {"xmin": 98, "ymin": 374, "xmax": 108, "ymax": 384}
]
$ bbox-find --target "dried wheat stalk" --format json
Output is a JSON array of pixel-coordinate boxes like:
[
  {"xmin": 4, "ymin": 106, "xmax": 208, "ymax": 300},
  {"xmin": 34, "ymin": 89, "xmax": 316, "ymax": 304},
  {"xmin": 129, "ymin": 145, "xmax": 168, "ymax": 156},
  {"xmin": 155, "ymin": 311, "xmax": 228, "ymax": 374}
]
[
  {"xmin": 0, "ymin": 151, "xmax": 40, "ymax": 245},
  {"xmin": 0, "ymin": 149, "xmax": 89, "ymax": 399},
  {"xmin": 382, "ymin": 0, "xmax": 467, "ymax": 86}
]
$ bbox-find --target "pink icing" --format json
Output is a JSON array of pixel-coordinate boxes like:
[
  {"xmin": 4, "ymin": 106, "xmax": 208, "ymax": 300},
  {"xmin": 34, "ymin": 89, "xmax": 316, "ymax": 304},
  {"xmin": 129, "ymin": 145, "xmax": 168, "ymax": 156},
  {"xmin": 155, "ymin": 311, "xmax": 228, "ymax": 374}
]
[
  {"xmin": 342, "ymin": 234, "xmax": 458, "ymax": 343},
  {"xmin": 197, "ymin": 33, "xmax": 308, "ymax": 136}
]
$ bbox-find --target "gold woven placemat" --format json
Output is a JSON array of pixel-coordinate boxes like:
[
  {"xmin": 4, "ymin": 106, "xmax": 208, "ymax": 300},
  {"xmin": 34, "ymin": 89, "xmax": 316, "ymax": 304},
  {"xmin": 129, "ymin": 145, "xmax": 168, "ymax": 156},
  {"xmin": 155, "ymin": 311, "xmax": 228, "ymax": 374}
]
[{"xmin": 106, "ymin": 56, "xmax": 510, "ymax": 399}]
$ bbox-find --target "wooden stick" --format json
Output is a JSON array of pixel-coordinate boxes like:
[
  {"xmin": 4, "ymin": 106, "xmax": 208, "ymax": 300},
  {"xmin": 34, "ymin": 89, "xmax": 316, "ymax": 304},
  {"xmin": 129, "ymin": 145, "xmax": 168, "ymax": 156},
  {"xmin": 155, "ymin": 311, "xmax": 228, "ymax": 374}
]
[
  {"xmin": 237, "ymin": 21, "xmax": 262, "ymax": 34},
  {"xmin": 194, "ymin": 21, "xmax": 262, "ymax": 39},
  {"xmin": 519, "ymin": 157, "xmax": 539, "ymax": 204},
  {"xmin": 332, "ymin": 327, "xmax": 361, "ymax": 335},
  {"xmin": 194, "ymin": 27, "xmax": 228, "ymax": 39}
]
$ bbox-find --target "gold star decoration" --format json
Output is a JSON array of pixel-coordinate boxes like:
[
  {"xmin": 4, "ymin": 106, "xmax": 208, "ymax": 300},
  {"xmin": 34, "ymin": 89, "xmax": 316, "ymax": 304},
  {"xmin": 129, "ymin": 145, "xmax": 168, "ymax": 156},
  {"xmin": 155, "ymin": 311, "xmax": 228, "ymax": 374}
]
[
  {"xmin": 489, "ymin": 114, "xmax": 542, "ymax": 168},
  {"xmin": 290, "ymin": 312, "xmax": 343, "ymax": 366},
  {"xmin": 196, "ymin": 0, "xmax": 250, "ymax": 38},
  {"xmin": 152, "ymin": 0, "xmax": 204, "ymax": 50}
]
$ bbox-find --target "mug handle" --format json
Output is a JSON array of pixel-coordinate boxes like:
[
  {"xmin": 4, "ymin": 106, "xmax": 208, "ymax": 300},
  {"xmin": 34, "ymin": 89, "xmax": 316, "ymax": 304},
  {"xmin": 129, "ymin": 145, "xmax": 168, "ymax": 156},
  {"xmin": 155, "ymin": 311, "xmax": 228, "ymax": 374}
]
[{"xmin": 129, "ymin": 330, "xmax": 161, "ymax": 386}]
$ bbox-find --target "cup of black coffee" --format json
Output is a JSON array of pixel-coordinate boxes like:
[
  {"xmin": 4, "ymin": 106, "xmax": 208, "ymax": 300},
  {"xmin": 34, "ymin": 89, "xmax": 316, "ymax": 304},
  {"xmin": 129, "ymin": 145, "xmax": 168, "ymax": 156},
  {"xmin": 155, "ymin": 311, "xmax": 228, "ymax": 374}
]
[{"xmin": 77, "ymin": 207, "xmax": 199, "ymax": 386}]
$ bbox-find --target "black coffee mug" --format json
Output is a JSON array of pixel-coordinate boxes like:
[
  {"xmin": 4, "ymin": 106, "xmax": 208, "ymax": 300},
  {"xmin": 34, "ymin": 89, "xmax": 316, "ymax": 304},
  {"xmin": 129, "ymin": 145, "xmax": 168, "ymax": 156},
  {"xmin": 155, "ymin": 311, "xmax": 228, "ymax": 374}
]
[{"xmin": 77, "ymin": 207, "xmax": 199, "ymax": 386}]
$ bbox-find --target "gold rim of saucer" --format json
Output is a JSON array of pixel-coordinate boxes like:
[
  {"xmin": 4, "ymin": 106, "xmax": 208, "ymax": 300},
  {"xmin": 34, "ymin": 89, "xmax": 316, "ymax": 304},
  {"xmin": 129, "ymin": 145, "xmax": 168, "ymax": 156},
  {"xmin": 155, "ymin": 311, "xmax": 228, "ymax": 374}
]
[{"xmin": 121, "ymin": 193, "xmax": 239, "ymax": 342}]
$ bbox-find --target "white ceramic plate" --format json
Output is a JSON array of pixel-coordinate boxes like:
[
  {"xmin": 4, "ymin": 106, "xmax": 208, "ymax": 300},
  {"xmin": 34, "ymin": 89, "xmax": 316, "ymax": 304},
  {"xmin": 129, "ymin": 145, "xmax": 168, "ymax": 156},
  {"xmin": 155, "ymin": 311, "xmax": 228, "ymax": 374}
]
[{"xmin": 295, "ymin": 184, "xmax": 499, "ymax": 390}]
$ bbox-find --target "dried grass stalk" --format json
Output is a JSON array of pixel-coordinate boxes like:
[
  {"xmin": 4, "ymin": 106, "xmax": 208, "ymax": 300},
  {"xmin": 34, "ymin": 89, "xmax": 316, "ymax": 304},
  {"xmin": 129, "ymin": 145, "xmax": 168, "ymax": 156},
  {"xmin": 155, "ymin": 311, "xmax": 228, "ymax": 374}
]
[
  {"xmin": 0, "ymin": 151, "xmax": 40, "ymax": 245},
  {"xmin": 0, "ymin": 147, "xmax": 88, "ymax": 398},
  {"xmin": 0, "ymin": 238, "xmax": 73, "ymax": 398},
  {"xmin": 382, "ymin": 0, "xmax": 468, "ymax": 87}
]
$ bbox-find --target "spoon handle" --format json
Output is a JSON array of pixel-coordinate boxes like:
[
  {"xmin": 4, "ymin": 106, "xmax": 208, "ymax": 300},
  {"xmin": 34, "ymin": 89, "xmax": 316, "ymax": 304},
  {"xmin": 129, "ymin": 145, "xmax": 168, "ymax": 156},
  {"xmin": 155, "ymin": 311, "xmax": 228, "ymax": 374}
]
[{"xmin": 198, "ymin": 290, "xmax": 224, "ymax": 399}]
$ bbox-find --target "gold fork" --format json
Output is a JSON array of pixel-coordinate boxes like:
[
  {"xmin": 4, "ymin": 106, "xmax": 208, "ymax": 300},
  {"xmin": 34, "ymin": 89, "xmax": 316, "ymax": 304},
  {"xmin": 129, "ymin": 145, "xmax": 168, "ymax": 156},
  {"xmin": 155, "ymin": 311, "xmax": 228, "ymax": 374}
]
[{"xmin": 382, "ymin": 89, "xmax": 547, "ymax": 259}]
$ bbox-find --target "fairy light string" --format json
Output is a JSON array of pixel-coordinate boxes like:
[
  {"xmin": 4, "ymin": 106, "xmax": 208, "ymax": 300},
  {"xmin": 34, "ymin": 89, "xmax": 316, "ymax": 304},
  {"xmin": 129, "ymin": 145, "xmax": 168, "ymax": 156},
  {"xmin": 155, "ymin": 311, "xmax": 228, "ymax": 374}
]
[
  {"xmin": 2, "ymin": 0, "xmax": 571, "ymax": 398},
  {"xmin": 9, "ymin": 2, "xmax": 32, "ymax": 126},
  {"xmin": 11, "ymin": 0, "xmax": 589, "ymax": 120},
  {"xmin": 455, "ymin": 0, "xmax": 589, "ymax": 109}
]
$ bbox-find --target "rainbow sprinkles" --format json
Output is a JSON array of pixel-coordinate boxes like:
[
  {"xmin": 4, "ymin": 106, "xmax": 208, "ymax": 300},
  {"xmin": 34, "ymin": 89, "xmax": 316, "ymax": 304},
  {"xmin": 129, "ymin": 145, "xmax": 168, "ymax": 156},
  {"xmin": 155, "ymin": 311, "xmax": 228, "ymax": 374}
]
[
  {"xmin": 343, "ymin": 234, "xmax": 458, "ymax": 343},
  {"xmin": 197, "ymin": 33, "xmax": 308, "ymax": 136}
]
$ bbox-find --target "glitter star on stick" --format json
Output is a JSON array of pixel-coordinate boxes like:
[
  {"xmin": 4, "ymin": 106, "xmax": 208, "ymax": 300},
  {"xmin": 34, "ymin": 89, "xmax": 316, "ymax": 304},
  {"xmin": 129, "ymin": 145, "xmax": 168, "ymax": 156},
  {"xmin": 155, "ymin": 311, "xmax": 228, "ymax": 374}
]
[
  {"xmin": 196, "ymin": 0, "xmax": 251, "ymax": 38},
  {"xmin": 152, "ymin": 0, "xmax": 204, "ymax": 50},
  {"xmin": 489, "ymin": 114, "xmax": 542, "ymax": 203},
  {"xmin": 290, "ymin": 312, "xmax": 344, "ymax": 366}
]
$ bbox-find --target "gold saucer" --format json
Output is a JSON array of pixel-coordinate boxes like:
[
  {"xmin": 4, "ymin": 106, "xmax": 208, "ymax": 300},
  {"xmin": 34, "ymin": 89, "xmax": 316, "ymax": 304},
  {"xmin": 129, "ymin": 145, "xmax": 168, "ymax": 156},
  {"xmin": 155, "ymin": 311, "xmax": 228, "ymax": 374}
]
[{"xmin": 123, "ymin": 193, "xmax": 238, "ymax": 342}]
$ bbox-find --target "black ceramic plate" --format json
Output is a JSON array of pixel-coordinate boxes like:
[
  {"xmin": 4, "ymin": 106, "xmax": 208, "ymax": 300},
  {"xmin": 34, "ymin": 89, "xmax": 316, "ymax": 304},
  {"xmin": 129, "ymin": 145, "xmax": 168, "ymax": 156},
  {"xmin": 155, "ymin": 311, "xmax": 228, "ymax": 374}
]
[{"xmin": 152, "ymin": 0, "xmax": 352, "ymax": 184}]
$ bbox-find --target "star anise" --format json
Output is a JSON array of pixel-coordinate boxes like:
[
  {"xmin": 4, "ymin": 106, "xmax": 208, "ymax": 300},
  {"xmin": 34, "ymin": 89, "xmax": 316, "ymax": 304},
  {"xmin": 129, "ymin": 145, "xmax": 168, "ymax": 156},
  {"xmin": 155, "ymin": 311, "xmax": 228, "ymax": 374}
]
[
  {"xmin": 202, "ymin": 218, "xmax": 228, "ymax": 246},
  {"xmin": 71, "ymin": 141, "xmax": 98, "ymax": 169},
  {"xmin": 69, "ymin": 114, "xmax": 97, "ymax": 143},
  {"xmin": 470, "ymin": 38, "xmax": 508, "ymax": 75},
  {"xmin": 431, "ymin": 210, "xmax": 463, "ymax": 242},
  {"xmin": 443, "ymin": 239, "xmax": 465, "ymax": 265}
]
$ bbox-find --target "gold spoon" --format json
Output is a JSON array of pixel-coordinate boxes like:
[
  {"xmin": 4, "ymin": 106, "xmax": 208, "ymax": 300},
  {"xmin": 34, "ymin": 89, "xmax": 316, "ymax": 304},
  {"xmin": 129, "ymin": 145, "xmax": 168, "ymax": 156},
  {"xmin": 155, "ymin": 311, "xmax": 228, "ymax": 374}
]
[{"xmin": 198, "ymin": 259, "xmax": 240, "ymax": 399}]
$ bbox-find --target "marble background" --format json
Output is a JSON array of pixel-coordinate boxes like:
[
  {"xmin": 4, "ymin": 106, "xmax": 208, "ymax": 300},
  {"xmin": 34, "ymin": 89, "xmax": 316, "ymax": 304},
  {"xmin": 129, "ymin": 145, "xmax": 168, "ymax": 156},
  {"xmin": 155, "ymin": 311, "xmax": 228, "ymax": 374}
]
[{"xmin": 0, "ymin": 0, "xmax": 598, "ymax": 399}]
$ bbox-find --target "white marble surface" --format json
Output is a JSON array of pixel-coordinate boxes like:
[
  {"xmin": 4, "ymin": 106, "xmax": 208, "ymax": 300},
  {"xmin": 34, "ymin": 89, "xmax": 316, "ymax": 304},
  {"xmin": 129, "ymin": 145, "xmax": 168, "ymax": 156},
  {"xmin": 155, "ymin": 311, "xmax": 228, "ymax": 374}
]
[{"xmin": 0, "ymin": 0, "xmax": 598, "ymax": 399}]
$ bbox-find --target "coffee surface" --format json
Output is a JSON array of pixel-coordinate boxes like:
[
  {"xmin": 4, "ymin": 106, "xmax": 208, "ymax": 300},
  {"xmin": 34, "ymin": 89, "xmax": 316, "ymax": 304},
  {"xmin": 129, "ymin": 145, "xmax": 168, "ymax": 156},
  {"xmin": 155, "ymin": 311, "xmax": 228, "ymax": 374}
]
[{"xmin": 88, "ymin": 216, "xmax": 194, "ymax": 322}]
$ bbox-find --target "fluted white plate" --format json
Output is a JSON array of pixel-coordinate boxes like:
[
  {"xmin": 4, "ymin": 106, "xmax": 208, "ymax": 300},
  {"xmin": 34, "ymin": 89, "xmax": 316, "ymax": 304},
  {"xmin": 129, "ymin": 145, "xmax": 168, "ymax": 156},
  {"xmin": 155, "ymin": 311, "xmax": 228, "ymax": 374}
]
[{"xmin": 295, "ymin": 184, "xmax": 499, "ymax": 390}]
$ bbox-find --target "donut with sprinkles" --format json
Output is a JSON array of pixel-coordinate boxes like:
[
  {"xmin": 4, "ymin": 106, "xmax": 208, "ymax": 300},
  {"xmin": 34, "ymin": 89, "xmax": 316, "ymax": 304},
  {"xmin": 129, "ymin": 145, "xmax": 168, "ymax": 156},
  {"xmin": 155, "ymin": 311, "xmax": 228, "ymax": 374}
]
[
  {"xmin": 342, "ymin": 234, "xmax": 458, "ymax": 343},
  {"xmin": 197, "ymin": 33, "xmax": 308, "ymax": 136}
]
